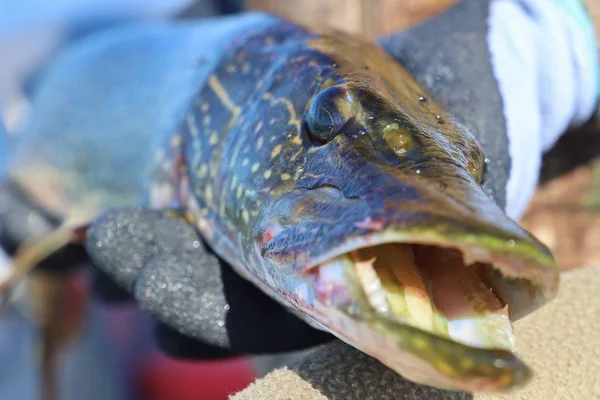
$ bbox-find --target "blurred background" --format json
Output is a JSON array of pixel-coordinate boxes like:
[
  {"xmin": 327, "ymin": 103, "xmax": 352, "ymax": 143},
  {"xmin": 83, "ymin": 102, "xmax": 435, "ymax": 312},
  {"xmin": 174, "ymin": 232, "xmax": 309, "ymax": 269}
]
[{"xmin": 1, "ymin": 1, "xmax": 599, "ymax": 399}]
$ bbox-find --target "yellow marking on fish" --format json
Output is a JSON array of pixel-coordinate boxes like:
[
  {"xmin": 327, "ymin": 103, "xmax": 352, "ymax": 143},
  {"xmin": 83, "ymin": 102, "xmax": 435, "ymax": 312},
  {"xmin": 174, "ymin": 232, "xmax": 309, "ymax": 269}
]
[
  {"xmin": 459, "ymin": 358, "xmax": 474, "ymax": 370},
  {"xmin": 436, "ymin": 361, "xmax": 458, "ymax": 377},
  {"xmin": 256, "ymin": 136, "xmax": 264, "ymax": 150},
  {"xmin": 203, "ymin": 115, "xmax": 211, "ymax": 126},
  {"xmin": 209, "ymin": 133, "xmax": 218, "ymax": 145},
  {"xmin": 291, "ymin": 136, "xmax": 302, "ymax": 145},
  {"xmin": 290, "ymin": 148, "xmax": 303, "ymax": 162},
  {"xmin": 242, "ymin": 158, "xmax": 249, "ymax": 167},
  {"xmin": 208, "ymin": 75, "xmax": 240, "ymax": 115},
  {"xmin": 264, "ymin": 91, "xmax": 301, "ymax": 133},
  {"xmin": 264, "ymin": 170, "xmax": 272, "ymax": 179},
  {"xmin": 236, "ymin": 185, "xmax": 244, "ymax": 200},
  {"xmin": 411, "ymin": 337, "xmax": 429, "ymax": 350},
  {"xmin": 241, "ymin": 209, "xmax": 249, "ymax": 224},
  {"xmin": 255, "ymin": 121, "xmax": 263, "ymax": 133},
  {"xmin": 170, "ymin": 135, "xmax": 182, "ymax": 148},
  {"xmin": 205, "ymin": 184, "xmax": 214, "ymax": 207},
  {"xmin": 198, "ymin": 164, "xmax": 208, "ymax": 178},
  {"xmin": 219, "ymin": 194, "xmax": 227, "ymax": 218},
  {"xmin": 269, "ymin": 118, "xmax": 276, "ymax": 125},
  {"xmin": 292, "ymin": 56, "xmax": 307, "ymax": 63},
  {"xmin": 187, "ymin": 113, "xmax": 200, "ymax": 137},
  {"xmin": 271, "ymin": 145, "xmax": 282, "ymax": 159},
  {"xmin": 321, "ymin": 77, "xmax": 337, "ymax": 89},
  {"xmin": 263, "ymin": 93, "xmax": 271, "ymax": 100},
  {"xmin": 307, "ymin": 60, "xmax": 324, "ymax": 77},
  {"xmin": 281, "ymin": 173, "xmax": 291, "ymax": 181},
  {"xmin": 251, "ymin": 163, "xmax": 260, "ymax": 173}
]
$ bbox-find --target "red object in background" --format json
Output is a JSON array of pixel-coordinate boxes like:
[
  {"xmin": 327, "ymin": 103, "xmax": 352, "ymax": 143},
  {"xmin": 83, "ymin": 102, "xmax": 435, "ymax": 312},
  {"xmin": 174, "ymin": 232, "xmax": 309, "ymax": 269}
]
[{"xmin": 137, "ymin": 351, "xmax": 256, "ymax": 400}]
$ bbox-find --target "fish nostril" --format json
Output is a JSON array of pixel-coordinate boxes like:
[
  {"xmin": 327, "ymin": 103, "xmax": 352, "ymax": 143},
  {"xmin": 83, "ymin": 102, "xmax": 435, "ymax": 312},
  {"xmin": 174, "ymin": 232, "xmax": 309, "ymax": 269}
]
[{"xmin": 467, "ymin": 149, "xmax": 488, "ymax": 186}]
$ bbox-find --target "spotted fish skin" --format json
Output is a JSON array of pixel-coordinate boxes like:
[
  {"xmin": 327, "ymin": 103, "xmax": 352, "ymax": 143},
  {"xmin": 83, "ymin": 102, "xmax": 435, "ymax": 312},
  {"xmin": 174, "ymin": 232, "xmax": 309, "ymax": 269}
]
[
  {"xmin": 151, "ymin": 17, "xmax": 556, "ymax": 314},
  {"xmin": 146, "ymin": 16, "xmax": 560, "ymax": 391}
]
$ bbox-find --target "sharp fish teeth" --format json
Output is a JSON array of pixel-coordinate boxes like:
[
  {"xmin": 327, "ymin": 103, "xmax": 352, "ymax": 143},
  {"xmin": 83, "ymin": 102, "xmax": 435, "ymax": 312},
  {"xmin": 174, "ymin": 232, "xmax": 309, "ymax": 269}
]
[
  {"xmin": 352, "ymin": 252, "xmax": 390, "ymax": 315},
  {"xmin": 319, "ymin": 244, "xmax": 515, "ymax": 351},
  {"xmin": 385, "ymin": 244, "xmax": 437, "ymax": 332},
  {"xmin": 415, "ymin": 247, "xmax": 515, "ymax": 350}
]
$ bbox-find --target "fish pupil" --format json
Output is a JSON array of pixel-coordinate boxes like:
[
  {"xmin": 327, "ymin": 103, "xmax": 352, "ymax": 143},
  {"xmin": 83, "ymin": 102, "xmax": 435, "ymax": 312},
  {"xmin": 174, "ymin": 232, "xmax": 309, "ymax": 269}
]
[{"xmin": 305, "ymin": 86, "xmax": 347, "ymax": 145}]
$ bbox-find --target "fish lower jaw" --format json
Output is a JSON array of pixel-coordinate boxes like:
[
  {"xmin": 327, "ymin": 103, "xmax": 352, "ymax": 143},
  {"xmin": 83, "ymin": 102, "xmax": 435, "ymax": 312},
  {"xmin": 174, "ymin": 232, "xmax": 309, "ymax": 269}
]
[{"xmin": 301, "ymin": 299, "xmax": 529, "ymax": 393}]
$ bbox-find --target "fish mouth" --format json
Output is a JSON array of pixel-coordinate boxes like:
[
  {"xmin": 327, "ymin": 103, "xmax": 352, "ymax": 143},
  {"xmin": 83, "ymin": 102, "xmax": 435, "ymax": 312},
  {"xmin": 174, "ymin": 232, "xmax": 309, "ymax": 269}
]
[
  {"xmin": 300, "ymin": 235, "xmax": 557, "ymax": 392},
  {"xmin": 257, "ymin": 174, "xmax": 557, "ymax": 391}
]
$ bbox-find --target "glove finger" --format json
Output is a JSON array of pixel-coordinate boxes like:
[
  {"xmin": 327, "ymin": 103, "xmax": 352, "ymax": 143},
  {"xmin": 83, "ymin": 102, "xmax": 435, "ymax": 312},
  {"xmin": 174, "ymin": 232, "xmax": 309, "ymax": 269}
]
[
  {"xmin": 87, "ymin": 206, "xmax": 333, "ymax": 355},
  {"xmin": 133, "ymin": 250, "xmax": 231, "ymax": 348},
  {"xmin": 85, "ymin": 207, "xmax": 201, "ymax": 290}
]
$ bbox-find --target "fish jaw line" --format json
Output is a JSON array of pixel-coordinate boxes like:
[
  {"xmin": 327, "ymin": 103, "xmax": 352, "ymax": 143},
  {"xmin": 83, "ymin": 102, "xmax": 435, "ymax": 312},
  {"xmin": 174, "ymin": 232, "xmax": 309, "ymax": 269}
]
[{"xmin": 272, "ymin": 229, "xmax": 558, "ymax": 392}]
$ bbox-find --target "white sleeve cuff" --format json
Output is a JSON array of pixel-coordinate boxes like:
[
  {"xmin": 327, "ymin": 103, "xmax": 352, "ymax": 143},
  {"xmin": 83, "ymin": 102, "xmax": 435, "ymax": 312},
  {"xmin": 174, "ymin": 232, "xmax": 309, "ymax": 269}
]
[{"xmin": 488, "ymin": 0, "xmax": 599, "ymax": 220}]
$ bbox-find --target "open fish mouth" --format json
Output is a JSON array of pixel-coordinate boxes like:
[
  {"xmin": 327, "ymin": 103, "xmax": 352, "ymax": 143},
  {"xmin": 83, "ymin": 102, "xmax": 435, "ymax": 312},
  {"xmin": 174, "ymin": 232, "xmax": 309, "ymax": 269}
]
[
  {"xmin": 257, "ymin": 191, "xmax": 558, "ymax": 393},
  {"xmin": 296, "ymin": 234, "xmax": 557, "ymax": 392}
]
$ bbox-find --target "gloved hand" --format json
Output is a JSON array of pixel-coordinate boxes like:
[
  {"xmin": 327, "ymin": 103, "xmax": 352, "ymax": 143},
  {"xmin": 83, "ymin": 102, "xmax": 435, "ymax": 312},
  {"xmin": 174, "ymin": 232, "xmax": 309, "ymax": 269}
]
[
  {"xmin": 87, "ymin": 208, "xmax": 334, "ymax": 358},
  {"xmin": 87, "ymin": 0, "xmax": 598, "ymax": 365}
]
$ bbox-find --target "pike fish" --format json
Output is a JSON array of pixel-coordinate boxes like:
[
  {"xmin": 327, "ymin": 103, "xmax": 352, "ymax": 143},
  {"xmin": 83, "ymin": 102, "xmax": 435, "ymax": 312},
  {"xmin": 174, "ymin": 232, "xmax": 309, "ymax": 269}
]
[{"xmin": 1, "ymin": 13, "xmax": 558, "ymax": 392}]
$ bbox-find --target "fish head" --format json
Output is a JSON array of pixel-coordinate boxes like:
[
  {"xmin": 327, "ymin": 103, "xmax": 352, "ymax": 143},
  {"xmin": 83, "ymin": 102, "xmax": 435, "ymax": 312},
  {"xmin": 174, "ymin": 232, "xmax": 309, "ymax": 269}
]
[{"xmin": 253, "ymin": 33, "xmax": 559, "ymax": 393}]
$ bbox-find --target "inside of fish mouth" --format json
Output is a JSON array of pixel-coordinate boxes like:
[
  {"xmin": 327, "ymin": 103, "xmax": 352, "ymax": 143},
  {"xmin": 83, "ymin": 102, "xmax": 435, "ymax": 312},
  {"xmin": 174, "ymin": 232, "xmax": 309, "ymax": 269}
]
[{"xmin": 313, "ymin": 243, "xmax": 518, "ymax": 351}]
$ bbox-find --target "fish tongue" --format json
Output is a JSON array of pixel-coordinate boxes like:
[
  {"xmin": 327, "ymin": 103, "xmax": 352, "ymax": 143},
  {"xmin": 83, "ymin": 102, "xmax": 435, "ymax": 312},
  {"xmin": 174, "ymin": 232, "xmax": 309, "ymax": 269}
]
[{"xmin": 413, "ymin": 247, "xmax": 515, "ymax": 350}]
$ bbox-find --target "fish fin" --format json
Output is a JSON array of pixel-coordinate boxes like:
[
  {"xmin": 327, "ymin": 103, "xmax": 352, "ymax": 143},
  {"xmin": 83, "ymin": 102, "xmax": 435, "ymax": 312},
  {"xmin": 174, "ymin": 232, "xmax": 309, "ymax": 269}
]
[{"xmin": 0, "ymin": 221, "xmax": 90, "ymax": 302}]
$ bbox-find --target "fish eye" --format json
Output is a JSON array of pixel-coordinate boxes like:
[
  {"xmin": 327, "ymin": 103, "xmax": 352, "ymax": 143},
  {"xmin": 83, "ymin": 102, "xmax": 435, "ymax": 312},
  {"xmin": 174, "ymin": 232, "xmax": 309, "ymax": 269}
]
[{"xmin": 305, "ymin": 86, "xmax": 348, "ymax": 145}]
